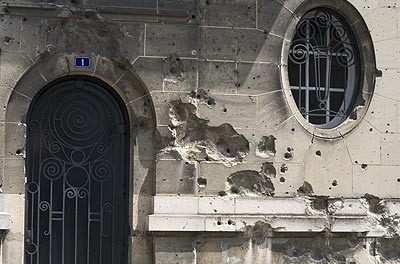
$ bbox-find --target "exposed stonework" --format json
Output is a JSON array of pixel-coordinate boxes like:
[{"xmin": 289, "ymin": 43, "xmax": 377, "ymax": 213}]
[
  {"xmin": 227, "ymin": 169, "xmax": 275, "ymax": 196},
  {"xmin": 161, "ymin": 99, "xmax": 250, "ymax": 166}
]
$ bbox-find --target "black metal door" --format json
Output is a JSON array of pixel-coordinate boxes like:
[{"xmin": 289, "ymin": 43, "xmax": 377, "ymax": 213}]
[{"xmin": 25, "ymin": 76, "xmax": 129, "ymax": 264}]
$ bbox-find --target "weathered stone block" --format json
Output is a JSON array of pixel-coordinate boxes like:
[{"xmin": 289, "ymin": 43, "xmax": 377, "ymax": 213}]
[
  {"xmin": 118, "ymin": 23, "xmax": 145, "ymax": 60},
  {"xmin": 199, "ymin": 196, "xmax": 234, "ymax": 214},
  {"xmin": 130, "ymin": 235, "xmax": 153, "ymax": 264},
  {"xmin": 198, "ymin": 61, "xmax": 237, "ymax": 94},
  {"xmin": 153, "ymin": 196, "xmax": 198, "ymax": 214},
  {"xmin": 236, "ymin": 29, "xmax": 283, "ymax": 63},
  {"xmin": 304, "ymin": 139, "xmax": 353, "ymax": 197},
  {"xmin": 133, "ymin": 58, "xmax": 164, "ymax": 92},
  {"xmin": 374, "ymin": 38, "xmax": 400, "ymax": 68},
  {"xmin": 380, "ymin": 134, "xmax": 400, "ymax": 165},
  {"xmin": 0, "ymin": 51, "xmax": 33, "ymax": 89},
  {"xmin": 154, "ymin": 237, "xmax": 195, "ymax": 264},
  {"xmin": 347, "ymin": 0, "xmax": 379, "ymax": 15},
  {"xmin": 257, "ymin": 0, "xmax": 291, "ymax": 36},
  {"xmin": 163, "ymin": 58, "xmax": 198, "ymax": 92},
  {"xmin": 146, "ymin": 24, "xmax": 198, "ymax": 57},
  {"xmin": 344, "ymin": 120, "xmax": 380, "ymax": 165},
  {"xmin": 237, "ymin": 63, "xmax": 280, "ymax": 94},
  {"xmin": 0, "ymin": 16, "xmax": 22, "ymax": 53},
  {"xmin": 3, "ymin": 159, "xmax": 25, "ymax": 194},
  {"xmin": 197, "ymin": 93, "xmax": 257, "ymax": 129},
  {"xmin": 156, "ymin": 160, "xmax": 196, "ymax": 194},
  {"xmin": 202, "ymin": 27, "xmax": 236, "ymax": 60},
  {"xmin": 235, "ymin": 197, "xmax": 306, "ymax": 215},
  {"xmin": 200, "ymin": 0, "xmax": 256, "ymax": 28},
  {"xmin": 86, "ymin": 0, "xmax": 157, "ymax": 8},
  {"xmin": 4, "ymin": 122, "xmax": 25, "ymax": 159},
  {"xmin": 150, "ymin": 91, "xmax": 186, "ymax": 126},
  {"xmin": 20, "ymin": 17, "xmax": 47, "ymax": 63},
  {"xmin": 198, "ymin": 162, "xmax": 230, "ymax": 195},
  {"xmin": 364, "ymin": 95, "xmax": 397, "ymax": 133},
  {"xmin": 256, "ymin": 91, "xmax": 291, "ymax": 130},
  {"xmin": 363, "ymin": 7, "xmax": 397, "ymax": 42},
  {"xmin": 159, "ymin": 0, "xmax": 198, "ymax": 14}
]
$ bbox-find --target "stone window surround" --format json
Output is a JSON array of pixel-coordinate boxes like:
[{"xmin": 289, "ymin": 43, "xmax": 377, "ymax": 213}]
[{"xmin": 281, "ymin": 0, "xmax": 378, "ymax": 139}]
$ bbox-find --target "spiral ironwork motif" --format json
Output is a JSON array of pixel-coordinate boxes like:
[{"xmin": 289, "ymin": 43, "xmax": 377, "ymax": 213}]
[
  {"xmin": 39, "ymin": 201, "xmax": 50, "ymax": 211},
  {"xmin": 103, "ymin": 203, "xmax": 113, "ymax": 213},
  {"xmin": 77, "ymin": 188, "xmax": 88, "ymax": 199},
  {"xmin": 92, "ymin": 160, "xmax": 112, "ymax": 182},
  {"xmin": 289, "ymin": 40, "xmax": 309, "ymax": 65},
  {"xmin": 65, "ymin": 188, "xmax": 77, "ymax": 199},
  {"xmin": 42, "ymin": 158, "xmax": 63, "ymax": 180}
]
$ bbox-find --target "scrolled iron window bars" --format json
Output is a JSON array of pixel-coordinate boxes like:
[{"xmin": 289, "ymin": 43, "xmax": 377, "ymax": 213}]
[{"xmin": 288, "ymin": 9, "xmax": 360, "ymax": 128}]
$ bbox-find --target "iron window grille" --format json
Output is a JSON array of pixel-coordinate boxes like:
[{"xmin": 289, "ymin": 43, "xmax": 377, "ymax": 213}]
[{"xmin": 288, "ymin": 9, "xmax": 360, "ymax": 128}]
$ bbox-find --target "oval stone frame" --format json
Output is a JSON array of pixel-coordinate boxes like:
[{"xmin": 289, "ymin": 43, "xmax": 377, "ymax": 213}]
[{"xmin": 281, "ymin": 0, "xmax": 377, "ymax": 139}]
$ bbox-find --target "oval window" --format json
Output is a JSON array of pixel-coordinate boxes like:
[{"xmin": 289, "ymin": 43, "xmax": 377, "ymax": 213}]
[{"xmin": 288, "ymin": 9, "xmax": 360, "ymax": 129}]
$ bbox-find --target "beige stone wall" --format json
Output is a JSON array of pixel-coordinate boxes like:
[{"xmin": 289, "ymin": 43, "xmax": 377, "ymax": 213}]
[{"xmin": 0, "ymin": 0, "xmax": 399, "ymax": 263}]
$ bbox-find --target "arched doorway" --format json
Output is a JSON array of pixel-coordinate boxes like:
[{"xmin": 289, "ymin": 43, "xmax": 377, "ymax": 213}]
[{"xmin": 24, "ymin": 76, "xmax": 130, "ymax": 264}]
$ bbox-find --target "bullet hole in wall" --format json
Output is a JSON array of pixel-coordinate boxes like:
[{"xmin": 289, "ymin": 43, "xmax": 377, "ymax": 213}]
[
  {"xmin": 197, "ymin": 177, "xmax": 207, "ymax": 187},
  {"xmin": 283, "ymin": 152, "xmax": 293, "ymax": 160},
  {"xmin": 3, "ymin": 36, "xmax": 14, "ymax": 45},
  {"xmin": 361, "ymin": 164, "xmax": 368, "ymax": 169},
  {"xmin": 189, "ymin": 89, "xmax": 215, "ymax": 107},
  {"xmin": 16, "ymin": 148, "xmax": 24, "ymax": 155},
  {"xmin": 283, "ymin": 147, "xmax": 294, "ymax": 160},
  {"xmin": 280, "ymin": 164, "xmax": 288, "ymax": 174},
  {"xmin": 297, "ymin": 181, "xmax": 314, "ymax": 196},
  {"xmin": 316, "ymin": 150, "xmax": 321, "ymax": 157},
  {"xmin": 257, "ymin": 136, "xmax": 276, "ymax": 158},
  {"xmin": 332, "ymin": 180, "xmax": 338, "ymax": 187},
  {"xmin": 261, "ymin": 162, "xmax": 276, "ymax": 178},
  {"xmin": 217, "ymin": 191, "xmax": 227, "ymax": 197},
  {"xmin": 364, "ymin": 194, "xmax": 386, "ymax": 214},
  {"xmin": 280, "ymin": 177, "xmax": 286, "ymax": 183}
]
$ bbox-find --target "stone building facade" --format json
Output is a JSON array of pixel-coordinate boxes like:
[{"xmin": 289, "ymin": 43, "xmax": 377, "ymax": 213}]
[{"xmin": 0, "ymin": 0, "xmax": 399, "ymax": 263}]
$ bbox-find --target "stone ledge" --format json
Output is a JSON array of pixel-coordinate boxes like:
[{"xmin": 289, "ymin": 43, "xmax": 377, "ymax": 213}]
[
  {"xmin": 149, "ymin": 196, "xmax": 400, "ymax": 236},
  {"xmin": 152, "ymin": 195, "xmax": 371, "ymax": 216},
  {"xmin": 147, "ymin": 214, "xmax": 329, "ymax": 232}
]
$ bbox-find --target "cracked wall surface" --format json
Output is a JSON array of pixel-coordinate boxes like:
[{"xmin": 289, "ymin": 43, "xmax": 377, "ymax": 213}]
[{"xmin": 0, "ymin": 0, "xmax": 399, "ymax": 263}]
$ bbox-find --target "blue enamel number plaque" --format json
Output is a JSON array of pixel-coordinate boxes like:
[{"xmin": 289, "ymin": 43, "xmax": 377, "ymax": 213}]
[{"xmin": 74, "ymin": 57, "xmax": 91, "ymax": 68}]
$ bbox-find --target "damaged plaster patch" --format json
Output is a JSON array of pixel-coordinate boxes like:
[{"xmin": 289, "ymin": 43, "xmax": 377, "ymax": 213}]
[
  {"xmin": 272, "ymin": 236, "xmax": 363, "ymax": 263},
  {"xmin": 164, "ymin": 54, "xmax": 184, "ymax": 83},
  {"xmin": 297, "ymin": 181, "xmax": 314, "ymax": 196},
  {"xmin": 189, "ymin": 89, "xmax": 215, "ymax": 108},
  {"xmin": 161, "ymin": 100, "xmax": 249, "ymax": 166},
  {"xmin": 360, "ymin": 194, "xmax": 400, "ymax": 237},
  {"xmin": 370, "ymin": 238, "xmax": 400, "ymax": 261},
  {"xmin": 256, "ymin": 135, "xmax": 276, "ymax": 158},
  {"xmin": 243, "ymin": 221, "xmax": 276, "ymax": 242},
  {"xmin": 227, "ymin": 169, "xmax": 275, "ymax": 196},
  {"xmin": 46, "ymin": 17, "xmax": 123, "ymax": 59},
  {"xmin": 261, "ymin": 162, "xmax": 276, "ymax": 178}
]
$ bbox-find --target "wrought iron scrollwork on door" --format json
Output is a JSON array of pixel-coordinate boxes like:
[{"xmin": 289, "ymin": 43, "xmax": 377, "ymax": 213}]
[{"xmin": 25, "ymin": 76, "xmax": 129, "ymax": 264}]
